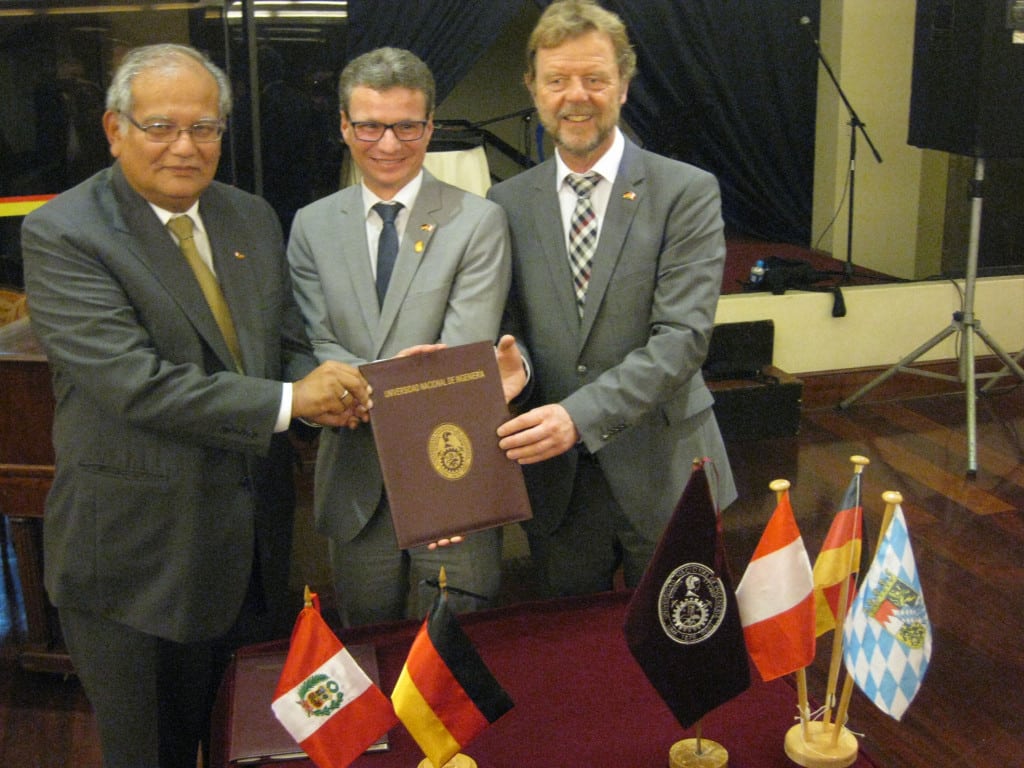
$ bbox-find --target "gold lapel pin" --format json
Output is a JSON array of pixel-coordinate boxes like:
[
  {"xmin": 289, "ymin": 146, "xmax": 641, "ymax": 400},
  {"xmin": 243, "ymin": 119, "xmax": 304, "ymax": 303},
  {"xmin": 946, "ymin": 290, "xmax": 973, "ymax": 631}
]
[
  {"xmin": 234, "ymin": 251, "xmax": 246, "ymax": 260},
  {"xmin": 420, "ymin": 223, "xmax": 434, "ymax": 232},
  {"xmin": 623, "ymin": 191, "xmax": 637, "ymax": 201}
]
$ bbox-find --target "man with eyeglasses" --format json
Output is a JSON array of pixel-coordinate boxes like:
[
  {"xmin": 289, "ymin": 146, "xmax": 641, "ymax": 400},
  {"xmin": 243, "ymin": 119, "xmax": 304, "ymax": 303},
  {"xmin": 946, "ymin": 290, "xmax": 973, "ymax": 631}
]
[
  {"xmin": 287, "ymin": 47, "xmax": 511, "ymax": 627},
  {"xmin": 21, "ymin": 43, "xmax": 370, "ymax": 768},
  {"xmin": 489, "ymin": 0, "xmax": 736, "ymax": 597}
]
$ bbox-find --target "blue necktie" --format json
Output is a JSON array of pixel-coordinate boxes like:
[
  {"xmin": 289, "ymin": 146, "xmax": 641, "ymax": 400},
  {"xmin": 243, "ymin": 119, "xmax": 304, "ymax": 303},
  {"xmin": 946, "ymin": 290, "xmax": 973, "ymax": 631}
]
[{"xmin": 374, "ymin": 202, "xmax": 402, "ymax": 306}]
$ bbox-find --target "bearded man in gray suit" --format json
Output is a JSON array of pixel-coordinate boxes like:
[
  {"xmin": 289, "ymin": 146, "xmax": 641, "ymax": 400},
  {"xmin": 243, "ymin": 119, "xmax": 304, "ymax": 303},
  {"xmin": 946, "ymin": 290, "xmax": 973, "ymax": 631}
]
[
  {"xmin": 22, "ymin": 44, "xmax": 368, "ymax": 768},
  {"xmin": 287, "ymin": 48, "xmax": 511, "ymax": 626},
  {"xmin": 492, "ymin": 0, "xmax": 737, "ymax": 597}
]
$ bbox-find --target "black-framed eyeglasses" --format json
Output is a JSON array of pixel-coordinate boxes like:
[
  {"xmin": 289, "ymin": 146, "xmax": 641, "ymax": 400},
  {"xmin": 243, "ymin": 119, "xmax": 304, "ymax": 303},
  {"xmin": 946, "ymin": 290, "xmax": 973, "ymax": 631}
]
[
  {"xmin": 121, "ymin": 113, "xmax": 226, "ymax": 143},
  {"xmin": 348, "ymin": 120, "xmax": 429, "ymax": 142}
]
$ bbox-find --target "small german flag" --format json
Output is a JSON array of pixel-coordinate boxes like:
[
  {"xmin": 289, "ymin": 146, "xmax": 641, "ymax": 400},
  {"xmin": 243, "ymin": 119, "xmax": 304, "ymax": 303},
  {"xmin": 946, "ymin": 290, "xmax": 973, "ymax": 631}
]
[{"xmin": 391, "ymin": 577, "xmax": 513, "ymax": 767}]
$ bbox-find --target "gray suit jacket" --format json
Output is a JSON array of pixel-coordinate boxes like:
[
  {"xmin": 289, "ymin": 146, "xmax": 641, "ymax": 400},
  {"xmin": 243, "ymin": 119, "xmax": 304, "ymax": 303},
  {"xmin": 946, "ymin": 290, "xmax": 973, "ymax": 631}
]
[
  {"xmin": 487, "ymin": 138, "xmax": 737, "ymax": 542},
  {"xmin": 287, "ymin": 170, "xmax": 510, "ymax": 543},
  {"xmin": 22, "ymin": 163, "xmax": 316, "ymax": 643}
]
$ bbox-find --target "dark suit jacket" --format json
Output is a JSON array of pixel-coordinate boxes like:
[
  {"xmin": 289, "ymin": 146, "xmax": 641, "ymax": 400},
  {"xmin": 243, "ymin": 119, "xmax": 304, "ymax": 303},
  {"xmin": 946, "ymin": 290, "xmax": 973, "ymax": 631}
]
[
  {"xmin": 488, "ymin": 138, "xmax": 737, "ymax": 542},
  {"xmin": 21, "ymin": 163, "xmax": 316, "ymax": 643}
]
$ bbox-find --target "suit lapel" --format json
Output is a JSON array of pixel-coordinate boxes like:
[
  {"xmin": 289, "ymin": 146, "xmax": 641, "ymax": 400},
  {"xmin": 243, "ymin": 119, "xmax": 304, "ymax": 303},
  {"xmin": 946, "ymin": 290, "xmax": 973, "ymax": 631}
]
[
  {"xmin": 531, "ymin": 164, "xmax": 582, "ymax": 335},
  {"xmin": 202, "ymin": 188, "xmax": 264, "ymax": 375},
  {"xmin": 334, "ymin": 187, "xmax": 382, "ymax": 344},
  {"xmin": 580, "ymin": 141, "xmax": 644, "ymax": 339}
]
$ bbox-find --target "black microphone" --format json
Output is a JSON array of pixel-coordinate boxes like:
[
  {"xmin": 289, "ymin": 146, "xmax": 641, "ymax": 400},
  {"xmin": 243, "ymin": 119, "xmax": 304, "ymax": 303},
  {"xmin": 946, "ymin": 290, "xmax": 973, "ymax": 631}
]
[{"xmin": 799, "ymin": 16, "xmax": 821, "ymax": 47}]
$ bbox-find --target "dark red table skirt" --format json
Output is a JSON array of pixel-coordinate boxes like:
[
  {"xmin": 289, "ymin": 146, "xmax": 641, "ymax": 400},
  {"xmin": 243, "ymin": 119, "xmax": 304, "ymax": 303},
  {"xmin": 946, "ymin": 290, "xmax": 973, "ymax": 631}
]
[{"xmin": 211, "ymin": 590, "xmax": 882, "ymax": 768}]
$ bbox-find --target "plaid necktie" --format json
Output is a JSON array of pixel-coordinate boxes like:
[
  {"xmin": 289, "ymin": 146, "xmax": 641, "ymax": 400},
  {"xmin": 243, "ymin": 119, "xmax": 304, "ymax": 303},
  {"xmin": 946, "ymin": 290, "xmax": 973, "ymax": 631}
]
[
  {"xmin": 373, "ymin": 202, "xmax": 403, "ymax": 306},
  {"xmin": 167, "ymin": 215, "xmax": 243, "ymax": 372},
  {"xmin": 566, "ymin": 172, "xmax": 600, "ymax": 317}
]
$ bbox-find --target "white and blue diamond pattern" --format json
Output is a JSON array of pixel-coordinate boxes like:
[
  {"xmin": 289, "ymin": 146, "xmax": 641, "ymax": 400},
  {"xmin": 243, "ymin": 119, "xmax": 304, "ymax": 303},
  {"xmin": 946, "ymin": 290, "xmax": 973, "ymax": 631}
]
[{"xmin": 843, "ymin": 504, "xmax": 932, "ymax": 720}]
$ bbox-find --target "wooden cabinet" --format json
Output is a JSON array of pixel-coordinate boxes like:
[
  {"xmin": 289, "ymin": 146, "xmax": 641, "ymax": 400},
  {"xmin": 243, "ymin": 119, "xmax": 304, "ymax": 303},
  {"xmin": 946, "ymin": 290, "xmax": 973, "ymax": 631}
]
[{"xmin": 0, "ymin": 318, "xmax": 70, "ymax": 673}]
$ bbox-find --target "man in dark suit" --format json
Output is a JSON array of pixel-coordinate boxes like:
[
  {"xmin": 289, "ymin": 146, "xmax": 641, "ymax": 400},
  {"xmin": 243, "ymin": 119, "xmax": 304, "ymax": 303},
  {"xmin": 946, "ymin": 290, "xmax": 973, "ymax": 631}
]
[
  {"xmin": 21, "ymin": 44, "xmax": 368, "ymax": 768},
  {"xmin": 287, "ymin": 48, "xmax": 511, "ymax": 626},
  {"xmin": 491, "ymin": 0, "xmax": 737, "ymax": 596}
]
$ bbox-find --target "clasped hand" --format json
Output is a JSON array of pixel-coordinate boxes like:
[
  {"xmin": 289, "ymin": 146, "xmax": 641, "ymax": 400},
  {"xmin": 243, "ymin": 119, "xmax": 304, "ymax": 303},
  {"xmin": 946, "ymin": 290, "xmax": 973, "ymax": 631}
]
[{"xmin": 292, "ymin": 361, "xmax": 371, "ymax": 429}]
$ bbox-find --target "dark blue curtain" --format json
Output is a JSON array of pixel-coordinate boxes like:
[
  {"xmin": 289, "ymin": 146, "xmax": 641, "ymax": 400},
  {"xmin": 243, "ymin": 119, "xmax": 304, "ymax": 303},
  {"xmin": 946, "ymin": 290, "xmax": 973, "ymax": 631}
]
[
  {"xmin": 346, "ymin": 0, "xmax": 820, "ymax": 245},
  {"xmin": 347, "ymin": 0, "xmax": 527, "ymax": 104},
  {"xmin": 534, "ymin": 0, "xmax": 820, "ymax": 245}
]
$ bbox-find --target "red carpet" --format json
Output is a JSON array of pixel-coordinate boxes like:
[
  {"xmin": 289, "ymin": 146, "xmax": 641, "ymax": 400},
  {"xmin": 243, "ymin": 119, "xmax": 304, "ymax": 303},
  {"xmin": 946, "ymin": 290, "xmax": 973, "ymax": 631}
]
[{"xmin": 213, "ymin": 591, "xmax": 883, "ymax": 768}]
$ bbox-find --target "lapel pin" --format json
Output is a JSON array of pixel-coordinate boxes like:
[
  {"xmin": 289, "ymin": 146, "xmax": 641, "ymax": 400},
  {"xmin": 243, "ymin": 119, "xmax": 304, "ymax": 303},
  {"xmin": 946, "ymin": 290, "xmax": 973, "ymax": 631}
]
[
  {"xmin": 415, "ymin": 240, "xmax": 425, "ymax": 253},
  {"xmin": 234, "ymin": 251, "xmax": 246, "ymax": 260},
  {"xmin": 622, "ymin": 191, "xmax": 637, "ymax": 201},
  {"xmin": 420, "ymin": 223, "xmax": 434, "ymax": 232}
]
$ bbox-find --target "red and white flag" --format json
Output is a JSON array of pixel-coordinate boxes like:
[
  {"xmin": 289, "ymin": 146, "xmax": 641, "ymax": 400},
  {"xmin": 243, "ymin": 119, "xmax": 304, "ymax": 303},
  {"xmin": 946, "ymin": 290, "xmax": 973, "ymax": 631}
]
[
  {"xmin": 736, "ymin": 489, "xmax": 816, "ymax": 681},
  {"xmin": 272, "ymin": 594, "xmax": 397, "ymax": 768}
]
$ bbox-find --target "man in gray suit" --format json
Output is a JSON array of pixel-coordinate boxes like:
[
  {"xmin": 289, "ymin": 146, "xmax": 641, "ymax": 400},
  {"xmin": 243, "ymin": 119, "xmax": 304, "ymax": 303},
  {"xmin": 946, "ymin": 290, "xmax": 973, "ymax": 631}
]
[
  {"xmin": 492, "ymin": 0, "xmax": 737, "ymax": 597},
  {"xmin": 287, "ymin": 48, "xmax": 511, "ymax": 626},
  {"xmin": 21, "ymin": 44, "xmax": 368, "ymax": 768}
]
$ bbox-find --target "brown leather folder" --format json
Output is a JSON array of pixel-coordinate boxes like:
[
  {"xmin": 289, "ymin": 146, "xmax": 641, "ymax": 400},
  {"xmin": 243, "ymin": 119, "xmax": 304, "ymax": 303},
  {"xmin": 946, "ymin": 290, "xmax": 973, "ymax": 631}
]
[
  {"xmin": 359, "ymin": 341, "xmax": 532, "ymax": 549},
  {"xmin": 226, "ymin": 643, "xmax": 387, "ymax": 764}
]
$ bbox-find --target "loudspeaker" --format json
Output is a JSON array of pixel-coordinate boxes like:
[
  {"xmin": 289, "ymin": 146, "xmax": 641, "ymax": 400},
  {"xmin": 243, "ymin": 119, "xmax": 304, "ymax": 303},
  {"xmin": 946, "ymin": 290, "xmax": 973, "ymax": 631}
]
[
  {"xmin": 908, "ymin": 0, "xmax": 1024, "ymax": 157},
  {"xmin": 703, "ymin": 320, "xmax": 774, "ymax": 381}
]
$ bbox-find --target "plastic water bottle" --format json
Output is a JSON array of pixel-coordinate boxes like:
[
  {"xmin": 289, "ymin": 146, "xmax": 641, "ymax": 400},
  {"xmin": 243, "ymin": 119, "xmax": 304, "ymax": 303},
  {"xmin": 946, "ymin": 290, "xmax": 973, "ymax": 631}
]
[{"xmin": 749, "ymin": 259, "xmax": 766, "ymax": 286}]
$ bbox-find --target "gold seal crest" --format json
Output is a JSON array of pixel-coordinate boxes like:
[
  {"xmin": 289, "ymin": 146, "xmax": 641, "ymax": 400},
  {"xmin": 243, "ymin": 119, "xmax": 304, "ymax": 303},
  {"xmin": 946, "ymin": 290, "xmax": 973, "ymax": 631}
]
[{"xmin": 428, "ymin": 423, "xmax": 473, "ymax": 481}]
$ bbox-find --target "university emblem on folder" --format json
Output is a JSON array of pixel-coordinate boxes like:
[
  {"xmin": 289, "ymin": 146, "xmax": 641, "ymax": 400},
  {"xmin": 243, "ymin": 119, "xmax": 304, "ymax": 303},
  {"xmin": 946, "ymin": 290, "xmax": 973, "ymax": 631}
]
[
  {"xmin": 658, "ymin": 562, "xmax": 728, "ymax": 645},
  {"xmin": 428, "ymin": 423, "xmax": 473, "ymax": 480}
]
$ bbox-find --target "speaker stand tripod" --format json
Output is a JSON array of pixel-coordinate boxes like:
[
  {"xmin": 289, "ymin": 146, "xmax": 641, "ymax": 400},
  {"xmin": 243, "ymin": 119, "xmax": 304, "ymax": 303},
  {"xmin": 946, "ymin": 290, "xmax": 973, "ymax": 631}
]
[{"xmin": 838, "ymin": 157, "xmax": 1024, "ymax": 475}]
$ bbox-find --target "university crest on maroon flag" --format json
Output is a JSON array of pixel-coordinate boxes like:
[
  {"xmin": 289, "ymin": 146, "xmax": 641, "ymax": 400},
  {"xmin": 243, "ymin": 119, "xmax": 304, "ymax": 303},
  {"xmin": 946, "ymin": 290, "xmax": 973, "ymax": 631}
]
[{"xmin": 624, "ymin": 460, "xmax": 751, "ymax": 729}]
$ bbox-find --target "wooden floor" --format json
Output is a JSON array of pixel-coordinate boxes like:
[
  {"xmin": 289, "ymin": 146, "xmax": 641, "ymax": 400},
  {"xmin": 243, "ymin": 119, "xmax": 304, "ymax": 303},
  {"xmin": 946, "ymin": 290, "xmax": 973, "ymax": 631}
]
[{"xmin": 1, "ymin": 369, "xmax": 1022, "ymax": 768}]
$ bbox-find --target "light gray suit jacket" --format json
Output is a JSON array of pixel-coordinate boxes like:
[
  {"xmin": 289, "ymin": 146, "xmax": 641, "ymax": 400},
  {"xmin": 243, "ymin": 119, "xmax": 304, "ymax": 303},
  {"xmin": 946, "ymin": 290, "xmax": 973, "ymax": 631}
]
[
  {"xmin": 487, "ymin": 138, "xmax": 737, "ymax": 542},
  {"xmin": 21, "ymin": 163, "xmax": 316, "ymax": 643},
  {"xmin": 287, "ymin": 170, "xmax": 511, "ymax": 543}
]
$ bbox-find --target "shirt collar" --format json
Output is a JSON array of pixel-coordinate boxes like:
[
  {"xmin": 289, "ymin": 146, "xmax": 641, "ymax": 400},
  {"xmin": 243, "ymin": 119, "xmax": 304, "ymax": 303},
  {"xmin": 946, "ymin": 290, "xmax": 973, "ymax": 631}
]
[
  {"xmin": 555, "ymin": 128, "xmax": 625, "ymax": 189},
  {"xmin": 151, "ymin": 200, "xmax": 206, "ymax": 238},
  {"xmin": 360, "ymin": 170, "xmax": 424, "ymax": 218}
]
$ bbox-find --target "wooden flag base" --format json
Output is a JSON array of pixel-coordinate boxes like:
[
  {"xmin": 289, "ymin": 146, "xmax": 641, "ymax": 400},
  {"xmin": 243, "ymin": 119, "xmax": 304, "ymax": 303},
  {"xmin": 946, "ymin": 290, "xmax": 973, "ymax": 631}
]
[
  {"xmin": 417, "ymin": 754, "xmax": 478, "ymax": 768},
  {"xmin": 669, "ymin": 738, "xmax": 729, "ymax": 768},
  {"xmin": 784, "ymin": 722, "xmax": 858, "ymax": 768}
]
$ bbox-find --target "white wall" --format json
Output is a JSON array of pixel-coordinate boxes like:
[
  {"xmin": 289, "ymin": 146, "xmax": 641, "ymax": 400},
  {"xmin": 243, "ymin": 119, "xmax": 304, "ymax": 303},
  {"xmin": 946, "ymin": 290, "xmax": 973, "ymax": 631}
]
[{"xmin": 715, "ymin": 275, "xmax": 1024, "ymax": 375}]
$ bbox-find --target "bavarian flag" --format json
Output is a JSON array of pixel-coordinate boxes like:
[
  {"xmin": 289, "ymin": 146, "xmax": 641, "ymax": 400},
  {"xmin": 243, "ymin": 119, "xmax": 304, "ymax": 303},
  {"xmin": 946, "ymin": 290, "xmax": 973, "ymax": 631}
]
[
  {"xmin": 391, "ymin": 582, "xmax": 514, "ymax": 767},
  {"xmin": 272, "ymin": 590, "xmax": 397, "ymax": 768}
]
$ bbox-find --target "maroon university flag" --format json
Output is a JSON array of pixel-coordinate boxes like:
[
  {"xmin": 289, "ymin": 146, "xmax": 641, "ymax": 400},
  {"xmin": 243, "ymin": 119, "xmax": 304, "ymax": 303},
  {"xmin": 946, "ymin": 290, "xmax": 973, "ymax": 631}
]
[{"xmin": 623, "ymin": 460, "xmax": 750, "ymax": 728}]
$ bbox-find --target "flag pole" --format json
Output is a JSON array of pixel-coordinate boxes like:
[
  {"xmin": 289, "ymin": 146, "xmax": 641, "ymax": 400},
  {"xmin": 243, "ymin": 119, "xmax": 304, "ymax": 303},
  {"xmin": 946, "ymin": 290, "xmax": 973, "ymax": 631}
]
[
  {"xmin": 770, "ymin": 478, "xmax": 812, "ymax": 738},
  {"xmin": 785, "ymin": 462, "xmax": 869, "ymax": 767},
  {"xmin": 415, "ymin": 566, "xmax": 481, "ymax": 768},
  {"xmin": 829, "ymin": 490, "xmax": 902, "ymax": 745},
  {"xmin": 822, "ymin": 455, "xmax": 869, "ymax": 728}
]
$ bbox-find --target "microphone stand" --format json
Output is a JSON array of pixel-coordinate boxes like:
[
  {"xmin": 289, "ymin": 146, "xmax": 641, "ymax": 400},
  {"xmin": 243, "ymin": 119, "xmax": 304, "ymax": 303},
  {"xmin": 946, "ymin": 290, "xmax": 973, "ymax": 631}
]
[
  {"xmin": 839, "ymin": 158, "xmax": 1024, "ymax": 475},
  {"xmin": 801, "ymin": 17, "xmax": 883, "ymax": 281}
]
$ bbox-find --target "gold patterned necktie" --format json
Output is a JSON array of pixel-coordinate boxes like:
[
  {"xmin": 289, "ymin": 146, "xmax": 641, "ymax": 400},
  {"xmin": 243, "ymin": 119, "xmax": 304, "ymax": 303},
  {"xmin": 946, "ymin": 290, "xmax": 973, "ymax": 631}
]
[{"xmin": 167, "ymin": 215, "xmax": 244, "ymax": 373}]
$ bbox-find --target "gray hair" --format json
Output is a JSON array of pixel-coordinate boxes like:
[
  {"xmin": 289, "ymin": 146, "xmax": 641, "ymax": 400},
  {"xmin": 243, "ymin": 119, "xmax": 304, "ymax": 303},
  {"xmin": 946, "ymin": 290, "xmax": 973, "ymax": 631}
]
[
  {"xmin": 106, "ymin": 43, "xmax": 232, "ymax": 118},
  {"xmin": 337, "ymin": 47, "xmax": 435, "ymax": 116}
]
